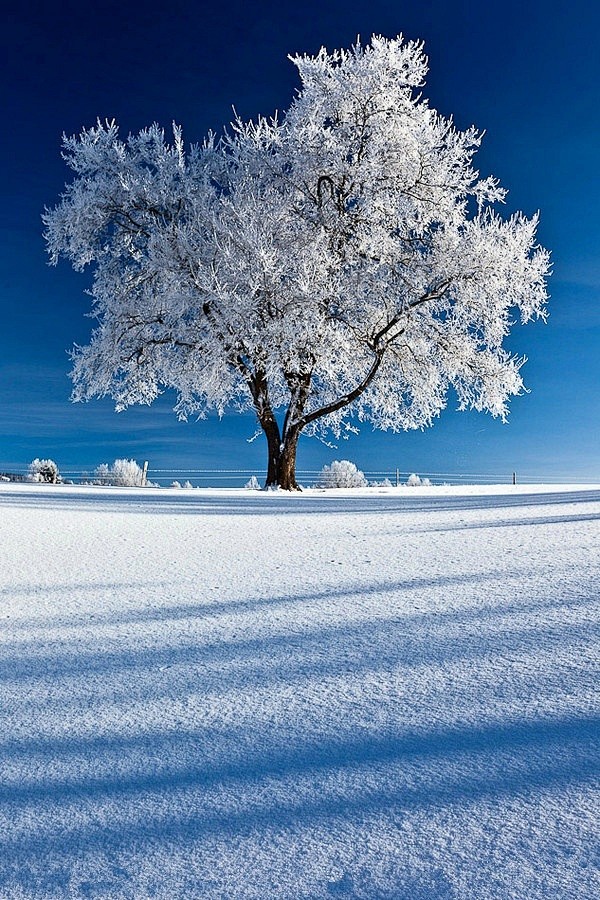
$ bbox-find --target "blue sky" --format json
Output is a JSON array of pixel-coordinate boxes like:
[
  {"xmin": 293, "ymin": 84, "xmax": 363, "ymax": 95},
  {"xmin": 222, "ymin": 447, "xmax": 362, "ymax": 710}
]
[{"xmin": 1, "ymin": 0, "xmax": 599, "ymax": 483}]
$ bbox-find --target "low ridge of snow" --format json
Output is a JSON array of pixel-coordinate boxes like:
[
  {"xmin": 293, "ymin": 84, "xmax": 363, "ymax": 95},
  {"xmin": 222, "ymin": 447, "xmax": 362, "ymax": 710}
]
[{"xmin": 1, "ymin": 483, "xmax": 598, "ymax": 898}]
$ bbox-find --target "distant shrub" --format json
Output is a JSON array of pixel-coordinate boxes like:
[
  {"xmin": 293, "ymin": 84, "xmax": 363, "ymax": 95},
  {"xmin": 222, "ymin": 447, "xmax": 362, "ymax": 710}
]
[
  {"xmin": 369, "ymin": 477, "xmax": 393, "ymax": 487},
  {"xmin": 244, "ymin": 475, "xmax": 261, "ymax": 490},
  {"xmin": 112, "ymin": 459, "xmax": 145, "ymax": 486},
  {"xmin": 94, "ymin": 458, "xmax": 145, "ymax": 487},
  {"xmin": 92, "ymin": 463, "xmax": 111, "ymax": 485},
  {"xmin": 28, "ymin": 458, "xmax": 61, "ymax": 484},
  {"xmin": 317, "ymin": 460, "xmax": 367, "ymax": 489},
  {"xmin": 182, "ymin": 480, "xmax": 193, "ymax": 490},
  {"xmin": 406, "ymin": 473, "xmax": 432, "ymax": 486},
  {"xmin": 171, "ymin": 480, "xmax": 182, "ymax": 489},
  {"xmin": 0, "ymin": 472, "xmax": 26, "ymax": 483}
]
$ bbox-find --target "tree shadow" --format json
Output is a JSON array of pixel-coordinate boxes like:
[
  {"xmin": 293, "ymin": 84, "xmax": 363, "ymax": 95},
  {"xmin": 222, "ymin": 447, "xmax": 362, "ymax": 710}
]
[
  {"xmin": 425, "ymin": 511, "xmax": 600, "ymax": 531},
  {"xmin": 1, "ymin": 485, "xmax": 599, "ymax": 896},
  {"xmin": 1, "ymin": 582, "xmax": 598, "ymax": 690},
  {"xmin": 0, "ymin": 708, "xmax": 597, "ymax": 876},
  {"xmin": 2, "ymin": 486, "xmax": 599, "ymax": 518},
  {"xmin": 1, "ymin": 582, "xmax": 598, "ymax": 897},
  {"xmin": 3, "ymin": 561, "xmax": 598, "ymax": 637}
]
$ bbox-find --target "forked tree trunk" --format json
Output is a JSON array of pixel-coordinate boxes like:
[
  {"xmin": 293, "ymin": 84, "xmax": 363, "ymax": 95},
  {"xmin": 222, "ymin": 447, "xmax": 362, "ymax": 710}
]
[
  {"xmin": 263, "ymin": 426, "xmax": 301, "ymax": 491},
  {"xmin": 276, "ymin": 433, "xmax": 300, "ymax": 490},
  {"xmin": 252, "ymin": 350, "xmax": 385, "ymax": 489}
]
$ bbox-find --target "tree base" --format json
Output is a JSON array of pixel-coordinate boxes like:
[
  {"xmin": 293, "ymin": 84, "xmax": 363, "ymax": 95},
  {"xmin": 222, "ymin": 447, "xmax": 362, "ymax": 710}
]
[{"xmin": 264, "ymin": 478, "xmax": 302, "ymax": 492}]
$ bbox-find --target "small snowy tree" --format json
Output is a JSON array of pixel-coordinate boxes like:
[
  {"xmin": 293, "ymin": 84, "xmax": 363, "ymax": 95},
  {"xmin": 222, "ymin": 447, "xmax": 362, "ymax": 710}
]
[
  {"xmin": 110, "ymin": 458, "xmax": 144, "ymax": 486},
  {"xmin": 94, "ymin": 458, "xmax": 144, "ymax": 486},
  {"xmin": 28, "ymin": 458, "xmax": 60, "ymax": 484},
  {"xmin": 45, "ymin": 36, "xmax": 549, "ymax": 490},
  {"xmin": 317, "ymin": 460, "xmax": 367, "ymax": 488},
  {"xmin": 93, "ymin": 462, "xmax": 111, "ymax": 485}
]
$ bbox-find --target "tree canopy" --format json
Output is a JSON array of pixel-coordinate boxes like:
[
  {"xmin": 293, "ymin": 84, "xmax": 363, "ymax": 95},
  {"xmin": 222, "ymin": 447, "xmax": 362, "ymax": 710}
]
[{"xmin": 45, "ymin": 35, "xmax": 550, "ymax": 489}]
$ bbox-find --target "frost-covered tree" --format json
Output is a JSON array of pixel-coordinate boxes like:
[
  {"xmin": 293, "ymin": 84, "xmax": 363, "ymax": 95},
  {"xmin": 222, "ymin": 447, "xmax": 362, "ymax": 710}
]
[
  {"xmin": 28, "ymin": 458, "xmax": 61, "ymax": 484},
  {"xmin": 92, "ymin": 463, "xmax": 111, "ymax": 485},
  {"xmin": 44, "ymin": 36, "xmax": 550, "ymax": 490},
  {"xmin": 94, "ymin": 458, "xmax": 144, "ymax": 486}
]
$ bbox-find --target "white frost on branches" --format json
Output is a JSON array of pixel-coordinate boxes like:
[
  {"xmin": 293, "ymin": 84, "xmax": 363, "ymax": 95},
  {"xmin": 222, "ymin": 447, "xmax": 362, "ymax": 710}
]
[
  {"xmin": 406, "ymin": 473, "xmax": 432, "ymax": 487},
  {"xmin": 317, "ymin": 460, "xmax": 368, "ymax": 489},
  {"xmin": 44, "ymin": 35, "xmax": 550, "ymax": 487},
  {"xmin": 94, "ymin": 458, "xmax": 144, "ymax": 487},
  {"xmin": 28, "ymin": 458, "xmax": 60, "ymax": 484}
]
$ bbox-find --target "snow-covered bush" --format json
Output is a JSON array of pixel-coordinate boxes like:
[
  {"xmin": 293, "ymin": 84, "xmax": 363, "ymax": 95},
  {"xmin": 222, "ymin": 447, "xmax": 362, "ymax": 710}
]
[
  {"xmin": 244, "ymin": 475, "xmax": 261, "ymax": 490},
  {"xmin": 28, "ymin": 458, "xmax": 60, "ymax": 484},
  {"xmin": 317, "ymin": 460, "xmax": 367, "ymax": 489},
  {"xmin": 94, "ymin": 458, "xmax": 145, "ymax": 487},
  {"xmin": 182, "ymin": 480, "xmax": 193, "ymax": 489},
  {"xmin": 0, "ymin": 475, "xmax": 11, "ymax": 483},
  {"xmin": 112, "ymin": 458, "xmax": 144, "ymax": 486},
  {"xmin": 369, "ymin": 477, "xmax": 393, "ymax": 488},
  {"xmin": 171, "ymin": 480, "xmax": 182, "ymax": 489},
  {"xmin": 406, "ymin": 473, "xmax": 432, "ymax": 486},
  {"xmin": 92, "ymin": 463, "xmax": 111, "ymax": 485}
]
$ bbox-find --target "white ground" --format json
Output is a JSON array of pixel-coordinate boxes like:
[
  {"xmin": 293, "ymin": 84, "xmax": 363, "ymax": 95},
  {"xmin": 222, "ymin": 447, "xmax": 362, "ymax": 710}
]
[{"xmin": 0, "ymin": 481, "xmax": 599, "ymax": 899}]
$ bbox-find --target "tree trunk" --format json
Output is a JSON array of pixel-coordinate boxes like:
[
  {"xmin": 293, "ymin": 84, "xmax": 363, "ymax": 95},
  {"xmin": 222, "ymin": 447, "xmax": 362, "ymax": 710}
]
[
  {"xmin": 252, "ymin": 352, "xmax": 383, "ymax": 489},
  {"xmin": 250, "ymin": 368, "xmax": 305, "ymax": 490},
  {"xmin": 262, "ymin": 426, "xmax": 301, "ymax": 490},
  {"xmin": 262, "ymin": 413, "xmax": 282, "ymax": 488},
  {"xmin": 276, "ymin": 431, "xmax": 300, "ymax": 491}
]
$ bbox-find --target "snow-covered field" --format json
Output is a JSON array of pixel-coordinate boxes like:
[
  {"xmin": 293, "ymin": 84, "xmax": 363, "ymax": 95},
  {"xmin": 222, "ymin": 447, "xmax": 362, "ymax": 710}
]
[{"xmin": 1, "ymin": 482, "xmax": 599, "ymax": 899}]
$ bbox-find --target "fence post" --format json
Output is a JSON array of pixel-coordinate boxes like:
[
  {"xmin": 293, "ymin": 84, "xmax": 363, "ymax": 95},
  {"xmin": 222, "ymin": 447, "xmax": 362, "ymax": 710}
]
[
  {"xmin": 142, "ymin": 461, "xmax": 149, "ymax": 487},
  {"xmin": 512, "ymin": 471, "xmax": 516, "ymax": 486},
  {"xmin": 395, "ymin": 468, "xmax": 399, "ymax": 487}
]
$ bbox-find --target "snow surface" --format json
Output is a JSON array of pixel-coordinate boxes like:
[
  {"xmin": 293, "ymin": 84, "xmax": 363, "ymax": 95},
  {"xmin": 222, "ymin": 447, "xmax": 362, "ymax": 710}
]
[{"xmin": 0, "ymin": 482, "xmax": 599, "ymax": 899}]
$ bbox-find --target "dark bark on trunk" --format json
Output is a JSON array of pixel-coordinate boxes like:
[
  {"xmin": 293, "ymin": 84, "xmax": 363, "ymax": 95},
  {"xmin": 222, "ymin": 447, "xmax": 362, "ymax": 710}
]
[
  {"xmin": 276, "ymin": 431, "xmax": 301, "ymax": 491},
  {"xmin": 255, "ymin": 355, "xmax": 383, "ymax": 490},
  {"xmin": 263, "ymin": 427, "xmax": 301, "ymax": 491},
  {"xmin": 254, "ymin": 391, "xmax": 302, "ymax": 490},
  {"xmin": 251, "ymin": 345, "xmax": 389, "ymax": 490},
  {"xmin": 263, "ymin": 414, "xmax": 283, "ymax": 487},
  {"xmin": 249, "ymin": 365, "xmax": 306, "ymax": 490}
]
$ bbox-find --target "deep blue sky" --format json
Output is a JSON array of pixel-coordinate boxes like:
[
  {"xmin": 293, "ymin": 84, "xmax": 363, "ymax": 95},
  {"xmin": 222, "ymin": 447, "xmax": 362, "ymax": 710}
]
[{"xmin": 1, "ymin": 0, "xmax": 599, "ymax": 483}]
